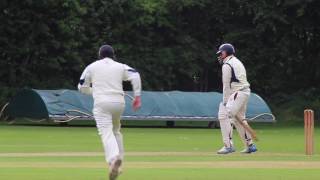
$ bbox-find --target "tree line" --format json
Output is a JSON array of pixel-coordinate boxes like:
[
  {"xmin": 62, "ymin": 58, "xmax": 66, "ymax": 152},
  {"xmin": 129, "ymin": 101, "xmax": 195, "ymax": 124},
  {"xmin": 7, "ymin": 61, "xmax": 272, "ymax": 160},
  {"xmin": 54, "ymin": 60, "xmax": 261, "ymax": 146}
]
[{"xmin": 1, "ymin": 0, "xmax": 319, "ymax": 105}]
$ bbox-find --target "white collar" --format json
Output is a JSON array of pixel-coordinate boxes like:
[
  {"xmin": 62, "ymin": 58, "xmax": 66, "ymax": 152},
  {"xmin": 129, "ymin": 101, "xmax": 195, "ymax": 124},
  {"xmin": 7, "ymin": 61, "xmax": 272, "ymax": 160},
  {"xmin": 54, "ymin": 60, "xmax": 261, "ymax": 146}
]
[
  {"xmin": 102, "ymin": 57, "xmax": 113, "ymax": 63},
  {"xmin": 223, "ymin": 55, "xmax": 234, "ymax": 63}
]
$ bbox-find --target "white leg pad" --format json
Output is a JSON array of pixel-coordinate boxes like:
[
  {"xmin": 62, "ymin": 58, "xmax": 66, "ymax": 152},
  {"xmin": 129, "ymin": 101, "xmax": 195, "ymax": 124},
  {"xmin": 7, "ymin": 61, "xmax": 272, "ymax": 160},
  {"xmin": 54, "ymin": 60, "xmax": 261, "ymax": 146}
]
[{"xmin": 218, "ymin": 103, "xmax": 233, "ymax": 147}]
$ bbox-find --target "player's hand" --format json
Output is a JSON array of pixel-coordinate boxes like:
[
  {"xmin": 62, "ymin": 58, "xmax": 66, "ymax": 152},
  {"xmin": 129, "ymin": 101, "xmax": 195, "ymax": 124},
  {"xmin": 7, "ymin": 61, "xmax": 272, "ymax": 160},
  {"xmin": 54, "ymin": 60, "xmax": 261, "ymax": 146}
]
[
  {"xmin": 220, "ymin": 102, "xmax": 227, "ymax": 106},
  {"xmin": 132, "ymin": 96, "xmax": 141, "ymax": 111}
]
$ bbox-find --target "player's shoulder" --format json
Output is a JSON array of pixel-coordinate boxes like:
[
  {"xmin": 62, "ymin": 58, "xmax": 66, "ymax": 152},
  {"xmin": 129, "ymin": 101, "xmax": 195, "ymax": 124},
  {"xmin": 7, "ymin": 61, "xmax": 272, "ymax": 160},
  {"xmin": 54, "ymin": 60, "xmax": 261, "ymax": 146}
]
[
  {"xmin": 90, "ymin": 58, "xmax": 118, "ymax": 66},
  {"xmin": 222, "ymin": 57, "xmax": 238, "ymax": 70},
  {"xmin": 222, "ymin": 63, "xmax": 232, "ymax": 73},
  {"xmin": 229, "ymin": 56, "xmax": 243, "ymax": 66},
  {"xmin": 110, "ymin": 59, "xmax": 130, "ymax": 69},
  {"xmin": 222, "ymin": 62, "xmax": 232, "ymax": 68},
  {"xmin": 230, "ymin": 56, "xmax": 241, "ymax": 62},
  {"xmin": 108, "ymin": 60, "xmax": 129, "ymax": 71},
  {"xmin": 107, "ymin": 58, "xmax": 137, "ymax": 72},
  {"xmin": 111, "ymin": 59, "xmax": 125, "ymax": 66},
  {"xmin": 85, "ymin": 59, "xmax": 103, "ymax": 69}
]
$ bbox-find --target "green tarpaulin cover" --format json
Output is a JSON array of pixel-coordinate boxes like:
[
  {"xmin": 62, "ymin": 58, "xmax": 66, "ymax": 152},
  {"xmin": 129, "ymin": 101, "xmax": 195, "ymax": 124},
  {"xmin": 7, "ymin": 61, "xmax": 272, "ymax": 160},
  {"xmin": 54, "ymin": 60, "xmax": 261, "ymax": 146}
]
[{"xmin": 7, "ymin": 89, "xmax": 275, "ymax": 122}]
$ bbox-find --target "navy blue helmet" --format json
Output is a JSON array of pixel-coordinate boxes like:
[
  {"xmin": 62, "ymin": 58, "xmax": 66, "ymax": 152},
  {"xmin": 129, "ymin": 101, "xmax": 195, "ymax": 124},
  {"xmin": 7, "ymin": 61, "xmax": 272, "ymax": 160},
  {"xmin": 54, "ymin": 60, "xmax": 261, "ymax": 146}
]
[
  {"xmin": 99, "ymin": 44, "xmax": 115, "ymax": 59},
  {"xmin": 216, "ymin": 43, "xmax": 235, "ymax": 55}
]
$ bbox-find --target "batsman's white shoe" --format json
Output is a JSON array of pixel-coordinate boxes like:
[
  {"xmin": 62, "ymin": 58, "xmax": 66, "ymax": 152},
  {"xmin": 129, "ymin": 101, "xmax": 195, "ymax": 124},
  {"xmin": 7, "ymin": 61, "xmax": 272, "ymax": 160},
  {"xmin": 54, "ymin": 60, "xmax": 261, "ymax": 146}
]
[
  {"xmin": 109, "ymin": 156, "xmax": 122, "ymax": 180},
  {"xmin": 240, "ymin": 144, "xmax": 258, "ymax": 153},
  {"xmin": 217, "ymin": 146, "xmax": 236, "ymax": 154}
]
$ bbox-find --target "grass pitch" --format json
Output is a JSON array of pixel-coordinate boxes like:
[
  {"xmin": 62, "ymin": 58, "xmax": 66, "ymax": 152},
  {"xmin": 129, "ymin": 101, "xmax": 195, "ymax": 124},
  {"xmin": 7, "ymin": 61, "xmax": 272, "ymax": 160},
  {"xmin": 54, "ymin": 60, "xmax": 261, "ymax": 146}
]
[{"xmin": 0, "ymin": 123, "xmax": 319, "ymax": 179}]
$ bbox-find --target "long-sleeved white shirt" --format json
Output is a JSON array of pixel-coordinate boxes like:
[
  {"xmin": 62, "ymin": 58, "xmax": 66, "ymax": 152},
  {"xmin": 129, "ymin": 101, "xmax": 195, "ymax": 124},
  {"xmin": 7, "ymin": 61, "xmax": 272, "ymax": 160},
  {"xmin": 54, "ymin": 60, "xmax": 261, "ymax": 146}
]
[
  {"xmin": 222, "ymin": 55, "xmax": 250, "ymax": 104},
  {"xmin": 78, "ymin": 57, "xmax": 141, "ymax": 104}
]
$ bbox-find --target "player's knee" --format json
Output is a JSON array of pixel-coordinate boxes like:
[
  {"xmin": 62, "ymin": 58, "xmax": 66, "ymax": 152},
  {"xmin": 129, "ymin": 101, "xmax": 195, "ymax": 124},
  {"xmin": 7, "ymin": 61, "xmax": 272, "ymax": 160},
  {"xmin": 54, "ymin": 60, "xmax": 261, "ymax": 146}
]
[
  {"xmin": 218, "ymin": 110, "xmax": 228, "ymax": 121},
  {"xmin": 113, "ymin": 129, "xmax": 121, "ymax": 135},
  {"xmin": 97, "ymin": 125, "xmax": 113, "ymax": 136},
  {"xmin": 230, "ymin": 118, "xmax": 237, "ymax": 124},
  {"xmin": 218, "ymin": 115, "xmax": 228, "ymax": 121},
  {"xmin": 226, "ymin": 107, "xmax": 238, "ymax": 119}
]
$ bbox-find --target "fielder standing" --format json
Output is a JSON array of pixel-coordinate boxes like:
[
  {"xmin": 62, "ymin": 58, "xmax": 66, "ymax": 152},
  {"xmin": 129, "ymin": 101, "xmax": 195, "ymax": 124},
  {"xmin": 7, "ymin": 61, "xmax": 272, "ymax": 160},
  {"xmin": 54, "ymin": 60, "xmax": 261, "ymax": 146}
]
[
  {"xmin": 216, "ymin": 43, "xmax": 257, "ymax": 154},
  {"xmin": 78, "ymin": 45, "xmax": 142, "ymax": 179}
]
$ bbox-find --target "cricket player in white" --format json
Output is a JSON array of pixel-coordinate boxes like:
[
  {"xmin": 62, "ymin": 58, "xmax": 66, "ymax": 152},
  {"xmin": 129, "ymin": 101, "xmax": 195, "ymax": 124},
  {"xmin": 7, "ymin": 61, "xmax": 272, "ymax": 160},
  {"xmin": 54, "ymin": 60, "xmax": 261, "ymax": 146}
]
[
  {"xmin": 216, "ymin": 43, "xmax": 257, "ymax": 154},
  {"xmin": 78, "ymin": 45, "xmax": 142, "ymax": 180}
]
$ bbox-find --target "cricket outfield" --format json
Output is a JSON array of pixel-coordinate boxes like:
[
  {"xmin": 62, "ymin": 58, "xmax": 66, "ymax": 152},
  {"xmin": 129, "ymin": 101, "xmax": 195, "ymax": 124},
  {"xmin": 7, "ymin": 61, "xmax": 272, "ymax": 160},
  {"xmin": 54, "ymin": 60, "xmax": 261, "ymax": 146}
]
[{"xmin": 0, "ymin": 123, "xmax": 319, "ymax": 180}]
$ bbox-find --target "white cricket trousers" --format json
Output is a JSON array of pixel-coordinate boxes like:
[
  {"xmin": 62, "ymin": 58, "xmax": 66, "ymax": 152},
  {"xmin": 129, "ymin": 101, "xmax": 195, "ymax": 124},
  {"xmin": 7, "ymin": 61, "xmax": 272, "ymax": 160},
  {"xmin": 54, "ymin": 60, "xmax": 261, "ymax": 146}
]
[
  {"xmin": 218, "ymin": 90, "xmax": 253, "ymax": 148},
  {"xmin": 93, "ymin": 101, "xmax": 125, "ymax": 164}
]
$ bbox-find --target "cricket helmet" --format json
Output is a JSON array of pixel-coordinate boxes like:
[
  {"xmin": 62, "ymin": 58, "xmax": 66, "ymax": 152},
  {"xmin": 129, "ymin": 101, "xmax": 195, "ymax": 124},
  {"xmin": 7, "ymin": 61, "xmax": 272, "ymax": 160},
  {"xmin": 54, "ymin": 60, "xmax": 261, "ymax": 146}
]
[
  {"xmin": 99, "ymin": 44, "xmax": 115, "ymax": 59},
  {"xmin": 216, "ymin": 43, "xmax": 235, "ymax": 55}
]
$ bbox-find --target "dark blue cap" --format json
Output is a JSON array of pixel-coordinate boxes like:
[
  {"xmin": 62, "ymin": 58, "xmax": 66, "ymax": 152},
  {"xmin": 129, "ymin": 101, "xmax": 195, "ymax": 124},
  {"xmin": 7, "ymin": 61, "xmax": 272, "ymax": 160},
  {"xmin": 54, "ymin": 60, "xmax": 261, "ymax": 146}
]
[
  {"xmin": 99, "ymin": 45, "xmax": 114, "ymax": 59},
  {"xmin": 216, "ymin": 43, "xmax": 235, "ymax": 55}
]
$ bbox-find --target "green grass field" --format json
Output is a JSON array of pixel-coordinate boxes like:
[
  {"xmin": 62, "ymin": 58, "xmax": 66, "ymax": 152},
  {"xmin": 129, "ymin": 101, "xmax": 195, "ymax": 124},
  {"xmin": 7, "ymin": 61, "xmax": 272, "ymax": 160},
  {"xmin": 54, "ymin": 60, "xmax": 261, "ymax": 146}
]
[{"xmin": 0, "ymin": 123, "xmax": 319, "ymax": 180}]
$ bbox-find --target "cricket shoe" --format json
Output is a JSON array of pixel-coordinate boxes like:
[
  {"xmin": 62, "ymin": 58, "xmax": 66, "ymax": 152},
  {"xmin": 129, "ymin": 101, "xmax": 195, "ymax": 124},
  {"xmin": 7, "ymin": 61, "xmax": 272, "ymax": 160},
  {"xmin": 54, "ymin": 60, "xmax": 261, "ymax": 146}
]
[
  {"xmin": 109, "ymin": 156, "xmax": 122, "ymax": 180},
  {"xmin": 217, "ymin": 146, "xmax": 236, "ymax": 154},
  {"xmin": 240, "ymin": 144, "xmax": 257, "ymax": 153}
]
